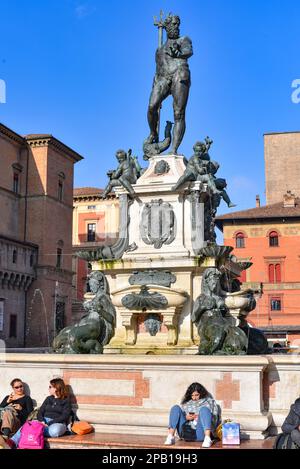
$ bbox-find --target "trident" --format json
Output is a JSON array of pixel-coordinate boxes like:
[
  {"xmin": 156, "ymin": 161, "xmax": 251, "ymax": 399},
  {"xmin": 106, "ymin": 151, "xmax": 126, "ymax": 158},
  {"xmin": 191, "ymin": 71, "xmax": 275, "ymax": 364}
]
[
  {"xmin": 152, "ymin": 11, "xmax": 170, "ymax": 140},
  {"xmin": 153, "ymin": 10, "xmax": 166, "ymax": 48}
]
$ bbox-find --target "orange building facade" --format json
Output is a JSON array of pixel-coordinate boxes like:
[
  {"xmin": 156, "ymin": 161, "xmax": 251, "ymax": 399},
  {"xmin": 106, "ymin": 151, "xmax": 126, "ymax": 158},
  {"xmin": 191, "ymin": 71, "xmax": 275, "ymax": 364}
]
[
  {"xmin": 216, "ymin": 132, "xmax": 300, "ymax": 344},
  {"xmin": 72, "ymin": 188, "xmax": 119, "ymax": 317}
]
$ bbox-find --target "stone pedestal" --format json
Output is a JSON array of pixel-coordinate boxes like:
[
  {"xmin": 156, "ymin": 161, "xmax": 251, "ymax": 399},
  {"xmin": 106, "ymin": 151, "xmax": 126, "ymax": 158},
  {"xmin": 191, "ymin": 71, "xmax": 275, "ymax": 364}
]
[
  {"xmin": 1, "ymin": 353, "xmax": 290, "ymax": 439},
  {"xmin": 93, "ymin": 154, "xmax": 235, "ymax": 354}
]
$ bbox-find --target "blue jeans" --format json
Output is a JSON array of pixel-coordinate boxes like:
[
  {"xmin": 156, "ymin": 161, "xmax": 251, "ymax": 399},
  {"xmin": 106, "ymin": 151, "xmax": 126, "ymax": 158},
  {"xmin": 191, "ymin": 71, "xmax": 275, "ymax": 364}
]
[
  {"xmin": 168, "ymin": 405, "xmax": 212, "ymax": 441},
  {"xmin": 11, "ymin": 417, "xmax": 67, "ymax": 446}
]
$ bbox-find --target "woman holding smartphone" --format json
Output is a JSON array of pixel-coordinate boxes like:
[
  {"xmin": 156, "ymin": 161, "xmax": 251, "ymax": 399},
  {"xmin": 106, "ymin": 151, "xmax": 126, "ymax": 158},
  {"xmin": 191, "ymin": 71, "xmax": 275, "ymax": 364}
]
[
  {"xmin": 164, "ymin": 382, "xmax": 221, "ymax": 448},
  {"xmin": 0, "ymin": 378, "xmax": 34, "ymax": 437}
]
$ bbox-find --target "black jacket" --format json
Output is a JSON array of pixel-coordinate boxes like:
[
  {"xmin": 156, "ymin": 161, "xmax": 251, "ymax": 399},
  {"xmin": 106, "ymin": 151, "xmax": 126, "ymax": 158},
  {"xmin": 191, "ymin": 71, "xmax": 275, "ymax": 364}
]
[
  {"xmin": 37, "ymin": 396, "xmax": 71, "ymax": 425},
  {"xmin": 282, "ymin": 398, "xmax": 300, "ymax": 434},
  {"xmin": 0, "ymin": 395, "xmax": 34, "ymax": 424}
]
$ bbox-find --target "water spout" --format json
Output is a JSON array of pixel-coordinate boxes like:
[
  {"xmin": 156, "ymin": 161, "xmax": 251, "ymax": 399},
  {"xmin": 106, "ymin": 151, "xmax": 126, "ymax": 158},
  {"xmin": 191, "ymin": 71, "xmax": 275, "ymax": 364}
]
[{"xmin": 26, "ymin": 289, "xmax": 51, "ymax": 348}]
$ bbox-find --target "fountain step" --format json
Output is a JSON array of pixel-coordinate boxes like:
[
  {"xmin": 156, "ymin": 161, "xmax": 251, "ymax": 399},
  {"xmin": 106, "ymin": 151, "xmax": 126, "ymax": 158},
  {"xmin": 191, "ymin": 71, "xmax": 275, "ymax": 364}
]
[{"xmin": 46, "ymin": 432, "xmax": 276, "ymax": 449}]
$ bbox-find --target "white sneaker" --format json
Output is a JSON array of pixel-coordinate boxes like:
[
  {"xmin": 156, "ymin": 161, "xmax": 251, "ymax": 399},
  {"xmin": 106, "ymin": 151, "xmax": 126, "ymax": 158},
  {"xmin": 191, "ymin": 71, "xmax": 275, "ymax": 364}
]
[
  {"xmin": 202, "ymin": 435, "xmax": 213, "ymax": 448},
  {"xmin": 164, "ymin": 434, "xmax": 175, "ymax": 445}
]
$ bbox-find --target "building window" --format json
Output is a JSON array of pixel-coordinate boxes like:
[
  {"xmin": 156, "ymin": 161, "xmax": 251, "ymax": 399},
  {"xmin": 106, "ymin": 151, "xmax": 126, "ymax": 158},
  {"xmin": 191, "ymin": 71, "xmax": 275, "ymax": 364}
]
[
  {"xmin": 235, "ymin": 233, "xmax": 245, "ymax": 248},
  {"xmin": 58, "ymin": 180, "xmax": 63, "ymax": 202},
  {"xmin": 12, "ymin": 249, "xmax": 17, "ymax": 264},
  {"xmin": 57, "ymin": 172, "xmax": 65, "ymax": 202},
  {"xmin": 30, "ymin": 254, "xmax": 34, "ymax": 267},
  {"xmin": 13, "ymin": 173, "xmax": 19, "ymax": 194},
  {"xmin": 270, "ymin": 298, "xmax": 282, "ymax": 311},
  {"xmin": 269, "ymin": 231, "xmax": 279, "ymax": 247},
  {"xmin": 9, "ymin": 315, "xmax": 17, "ymax": 338},
  {"xmin": 0, "ymin": 300, "xmax": 4, "ymax": 332},
  {"xmin": 55, "ymin": 302, "xmax": 65, "ymax": 333},
  {"xmin": 268, "ymin": 263, "xmax": 281, "ymax": 283},
  {"xmin": 56, "ymin": 248, "xmax": 62, "ymax": 268},
  {"xmin": 87, "ymin": 205, "xmax": 96, "ymax": 210},
  {"xmin": 87, "ymin": 223, "xmax": 96, "ymax": 242}
]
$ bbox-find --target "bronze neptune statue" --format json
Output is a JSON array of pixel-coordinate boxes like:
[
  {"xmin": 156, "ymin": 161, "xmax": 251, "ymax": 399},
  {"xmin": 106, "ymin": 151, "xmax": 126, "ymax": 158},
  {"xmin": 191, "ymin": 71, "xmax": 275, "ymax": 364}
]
[{"xmin": 147, "ymin": 14, "xmax": 193, "ymax": 154}]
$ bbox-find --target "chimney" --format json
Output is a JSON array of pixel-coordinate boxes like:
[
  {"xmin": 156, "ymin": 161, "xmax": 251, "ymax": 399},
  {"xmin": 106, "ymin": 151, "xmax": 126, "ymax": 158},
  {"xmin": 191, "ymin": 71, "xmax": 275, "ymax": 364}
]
[
  {"xmin": 283, "ymin": 190, "xmax": 296, "ymax": 208},
  {"xmin": 256, "ymin": 195, "xmax": 260, "ymax": 208}
]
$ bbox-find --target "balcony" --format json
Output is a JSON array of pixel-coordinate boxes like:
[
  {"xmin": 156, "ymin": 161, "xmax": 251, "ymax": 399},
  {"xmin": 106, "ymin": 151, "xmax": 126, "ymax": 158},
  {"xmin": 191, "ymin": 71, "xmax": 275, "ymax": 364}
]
[{"xmin": 0, "ymin": 235, "xmax": 38, "ymax": 290}]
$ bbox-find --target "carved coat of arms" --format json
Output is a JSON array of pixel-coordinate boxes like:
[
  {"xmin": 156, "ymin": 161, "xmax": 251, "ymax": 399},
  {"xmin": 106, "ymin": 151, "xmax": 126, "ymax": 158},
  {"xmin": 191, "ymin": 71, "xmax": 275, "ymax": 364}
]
[{"xmin": 140, "ymin": 199, "xmax": 176, "ymax": 249}]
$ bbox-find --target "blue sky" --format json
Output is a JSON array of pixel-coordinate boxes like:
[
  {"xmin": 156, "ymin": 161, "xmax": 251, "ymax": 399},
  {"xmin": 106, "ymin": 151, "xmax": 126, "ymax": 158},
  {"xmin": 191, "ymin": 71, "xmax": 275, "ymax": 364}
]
[{"xmin": 0, "ymin": 0, "xmax": 299, "ymax": 215}]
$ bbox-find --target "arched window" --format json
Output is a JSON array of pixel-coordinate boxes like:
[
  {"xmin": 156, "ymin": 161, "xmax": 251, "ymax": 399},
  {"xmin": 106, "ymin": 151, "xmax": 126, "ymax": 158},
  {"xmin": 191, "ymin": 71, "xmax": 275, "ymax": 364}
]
[
  {"xmin": 268, "ymin": 263, "xmax": 281, "ymax": 283},
  {"xmin": 268, "ymin": 264, "xmax": 275, "ymax": 283},
  {"xmin": 56, "ymin": 248, "xmax": 62, "ymax": 268},
  {"xmin": 269, "ymin": 231, "xmax": 279, "ymax": 247},
  {"xmin": 56, "ymin": 240, "xmax": 64, "ymax": 269},
  {"xmin": 275, "ymin": 263, "xmax": 281, "ymax": 282},
  {"xmin": 12, "ymin": 249, "xmax": 17, "ymax": 264},
  {"xmin": 235, "ymin": 232, "xmax": 245, "ymax": 248},
  {"xmin": 58, "ymin": 172, "xmax": 65, "ymax": 202}
]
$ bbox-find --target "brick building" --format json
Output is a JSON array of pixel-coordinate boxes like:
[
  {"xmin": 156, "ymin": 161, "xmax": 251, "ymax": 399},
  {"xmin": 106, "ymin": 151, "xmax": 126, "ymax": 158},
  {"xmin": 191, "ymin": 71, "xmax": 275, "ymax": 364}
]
[
  {"xmin": 72, "ymin": 188, "xmax": 118, "ymax": 317},
  {"xmin": 0, "ymin": 123, "xmax": 83, "ymax": 348},
  {"xmin": 216, "ymin": 132, "xmax": 300, "ymax": 344},
  {"xmin": 265, "ymin": 131, "xmax": 300, "ymax": 205}
]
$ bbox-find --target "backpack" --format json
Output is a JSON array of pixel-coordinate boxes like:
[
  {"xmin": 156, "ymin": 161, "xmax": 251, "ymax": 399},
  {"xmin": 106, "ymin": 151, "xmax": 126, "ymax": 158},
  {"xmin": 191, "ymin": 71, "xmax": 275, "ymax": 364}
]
[
  {"xmin": 180, "ymin": 421, "xmax": 197, "ymax": 442},
  {"xmin": 18, "ymin": 420, "xmax": 45, "ymax": 449},
  {"xmin": 273, "ymin": 433, "xmax": 300, "ymax": 449}
]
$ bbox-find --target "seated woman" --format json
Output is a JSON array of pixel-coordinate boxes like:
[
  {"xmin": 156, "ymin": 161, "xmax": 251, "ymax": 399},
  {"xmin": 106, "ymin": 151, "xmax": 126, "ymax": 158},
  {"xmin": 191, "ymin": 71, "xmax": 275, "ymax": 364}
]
[
  {"xmin": 10, "ymin": 378, "xmax": 71, "ymax": 447},
  {"xmin": 164, "ymin": 382, "xmax": 221, "ymax": 448},
  {"xmin": 0, "ymin": 378, "xmax": 34, "ymax": 437},
  {"xmin": 281, "ymin": 396, "xmax": 300, "ymax": 447}
]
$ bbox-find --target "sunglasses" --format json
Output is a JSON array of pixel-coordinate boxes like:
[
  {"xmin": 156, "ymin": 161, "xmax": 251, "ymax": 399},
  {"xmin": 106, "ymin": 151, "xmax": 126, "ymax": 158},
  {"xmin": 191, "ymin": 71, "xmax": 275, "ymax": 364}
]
[{"xmin": 14, "ymin": 385, "xmax": 23, "ymax": 389}]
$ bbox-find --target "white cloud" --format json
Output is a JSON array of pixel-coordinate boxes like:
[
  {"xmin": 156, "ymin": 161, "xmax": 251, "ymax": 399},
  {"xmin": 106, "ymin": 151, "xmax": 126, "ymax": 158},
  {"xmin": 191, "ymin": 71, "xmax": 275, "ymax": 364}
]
[
  {"xmin": 75, "ymin": 3, "xmax": 95, "ymax": 19},
  {"xmin": 230, "ymin": 175, "xmax": 256, "ymax": 191}
]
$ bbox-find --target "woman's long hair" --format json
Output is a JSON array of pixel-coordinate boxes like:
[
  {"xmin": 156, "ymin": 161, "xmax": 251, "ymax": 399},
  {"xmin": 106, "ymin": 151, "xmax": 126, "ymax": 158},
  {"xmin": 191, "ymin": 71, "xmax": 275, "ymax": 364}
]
[
  {"xmin": 50, "ymin": 378, "xmax": 69, "ymax": 400},
  {"xmin": 181, "ymin": 382, "xmax": 209, "ymax": 404}
]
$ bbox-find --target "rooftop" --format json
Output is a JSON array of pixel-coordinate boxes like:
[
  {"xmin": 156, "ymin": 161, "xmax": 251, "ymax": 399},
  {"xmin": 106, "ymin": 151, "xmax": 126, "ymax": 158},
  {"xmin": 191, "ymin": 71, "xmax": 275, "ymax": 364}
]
[
  {"xmin": 25, "ymin": 134, "xmax": 84, "ymax": 162},
  {"xmin": 216, "ymin": 198, "xmax": 300, "ymax": 230},
  {"xmin": 0, "ymin": 123, "xmax": 84, "ymax": 162},
  {"xmin": 74, "ymin": 187, "xmax": 104, "ymax": 197},
  {"xmin": 0, "ymin": 122, "xmax": 26, "ymax": 145}
]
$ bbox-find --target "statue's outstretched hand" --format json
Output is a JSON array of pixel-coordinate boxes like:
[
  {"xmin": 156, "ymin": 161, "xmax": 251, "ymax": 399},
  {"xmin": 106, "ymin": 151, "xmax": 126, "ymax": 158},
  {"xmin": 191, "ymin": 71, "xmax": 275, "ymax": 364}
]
[{"xmin": 167, "ymin": 44, "xmax": 181, "ymax": 57}]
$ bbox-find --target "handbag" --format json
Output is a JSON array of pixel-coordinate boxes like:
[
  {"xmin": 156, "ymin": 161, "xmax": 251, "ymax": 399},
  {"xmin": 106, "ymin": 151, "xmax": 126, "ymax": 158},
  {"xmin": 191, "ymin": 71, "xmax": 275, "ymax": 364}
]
[
  {"xmin": 181, "ymin": 421, "xmax": 197, "ymax": 442},
  {"xmin": 70, "ymin": 411, "xmax": 94, "ymax": 435},
  {"xmin": 71, "ymin": 420, "xmax": 94, "ymax": 435}
]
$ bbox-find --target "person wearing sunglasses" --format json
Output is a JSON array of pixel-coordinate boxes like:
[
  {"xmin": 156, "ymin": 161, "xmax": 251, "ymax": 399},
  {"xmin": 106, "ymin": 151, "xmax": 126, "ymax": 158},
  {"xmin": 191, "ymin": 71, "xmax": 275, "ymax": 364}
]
[
  {"xmin": 0, "ymin": 378, "xmax": 34, "ymax": 437},
  {"xmin": 9, "ymin": 378, "xmax": 71, "ymax": 447}
]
